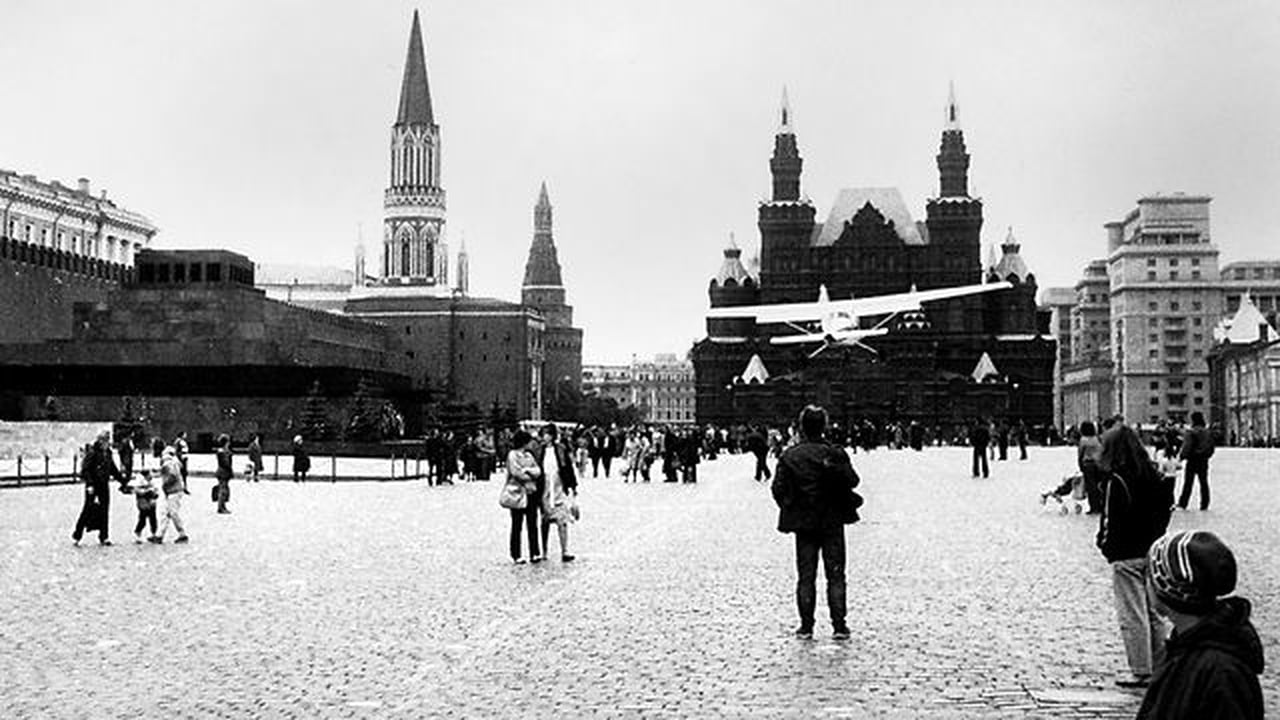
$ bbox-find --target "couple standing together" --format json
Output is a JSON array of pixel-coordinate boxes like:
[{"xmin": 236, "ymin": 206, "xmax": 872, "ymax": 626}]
[{"xmin": 505, "ymin": 424, "xmax": 578, "ymax": 564}]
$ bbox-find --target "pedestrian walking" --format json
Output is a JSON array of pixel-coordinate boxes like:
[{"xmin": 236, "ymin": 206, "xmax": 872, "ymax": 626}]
[
  {"xmin": 174, "ymin": 431, "xmax": 190, "ymax": 493},
  {"xmin": 538, "ymin": 424, "xmax": 578, "ymax": 562},
  {"xmin": 1014, "ymin": 420, "xmax": 1028, "ymax": 460},
  {"xmin": 1077, "ymin": 421, "xmax": 1104, "ymax": 514},
  {"xmin": 969, "ymin": 418, "xmax": 990, "ymax": 478},
  {"xmin": 72, "ymin": 431, "xmax": 126, "ymax": 546},
  {"xmin": 118, "ymin": 434, "xmax": 135, "ymax": 479},
  {"xmin": 1097, "ymin": 424, "xmax": 1173, "ymax": 688},
  {"xmin": 747, "ymin": 426, "xmax": 771, "ymax": 482},
  {"xmin": 771, "ymin": 405, "xmax": 863, "ymax": 640},
  {"xmin": 152, "ymin": 446, "xmax": 189, "ymax": 544},
  {"xmin": 291, "ymin": 435, "xmax": 310, "ymax": 482},
  {"xmin": 213, "ymin": 433, "xmax": 233, "ymax": 514},
  {"xmin": 247, "ymin": 434, "xmax": 263, "ymax": 482},
  {"xmin": 130, "ymin": 470, "xmax": 160, "ymax": 543},
  {"xmin": 505, "ymin": 430, "xmax": 542, "ymax": 563},
  {"xmin": 1177, "ymin": 412, "xmax": 1215, "ymax": 511},
  {"xmin": 1137, "ymin": 530, "xmax": 1264, "ymax": 719}
]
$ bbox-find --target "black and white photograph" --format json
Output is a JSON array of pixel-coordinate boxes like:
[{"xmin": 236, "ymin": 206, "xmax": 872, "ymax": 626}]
[{"xmin": 0, "ymin": 1, "xmax": 1275, "ymax": 717}]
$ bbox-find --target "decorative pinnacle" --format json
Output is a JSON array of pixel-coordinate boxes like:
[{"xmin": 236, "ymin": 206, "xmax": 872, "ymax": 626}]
[
  {"xmin": 778, "ymin": 86, "xmax": 793, "ymax": 134},
  {"xmin": 946, "ymin": 80, "xmax": 960, "ymax": 130}
]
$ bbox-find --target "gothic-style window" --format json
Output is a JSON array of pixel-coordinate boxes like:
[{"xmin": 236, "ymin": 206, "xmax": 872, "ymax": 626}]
[{"xmin": 401, "ymin": 241, "xmax": 410, "ymax": 275}]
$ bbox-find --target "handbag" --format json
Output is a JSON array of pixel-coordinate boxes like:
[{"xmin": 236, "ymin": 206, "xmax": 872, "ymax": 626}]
[
  {"xmin": 569, "ymin": 496, "xmax": 580, "ymax": 521},
  {"xmin": 498, "ymin": 478, "xmax": 527, "ymax": 510}
]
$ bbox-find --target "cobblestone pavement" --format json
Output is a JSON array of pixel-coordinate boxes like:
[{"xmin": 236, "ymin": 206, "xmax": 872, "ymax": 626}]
[{"xmin": 2, "ymin": 448, "xmax": 1276, "ymax": 718}]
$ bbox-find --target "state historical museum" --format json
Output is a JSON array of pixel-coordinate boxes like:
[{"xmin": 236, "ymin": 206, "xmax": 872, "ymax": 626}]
[{"xmin": 691, "ymin": 89, "xmax": 1055, "ymax": 434}]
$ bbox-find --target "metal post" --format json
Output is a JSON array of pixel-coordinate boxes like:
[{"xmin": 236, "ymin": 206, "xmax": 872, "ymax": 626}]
[
  {"xmin": 415, "ymin": 456, "xmax": 421, "ymax": 479},
  {"xmin": 403, "ymin": 456, "xmax": 408, "ymax": 478},
  {"xmin": 274, "ymin": 454, "xmax": 279, "ymax": 480},
  {"xmin": 390, "ymin": 453, "xmax": 396, "ymax": 480},
  {"xmin": 16, "ymin": 456, "xmax": 21, "ymax": 485},
  {"xmin": 331, "ymin": 455, "xmax": 336, "ymax": 483},
  {"xmin": 44, "ymin": 454, "xmax": 50, "ymax": 483}
]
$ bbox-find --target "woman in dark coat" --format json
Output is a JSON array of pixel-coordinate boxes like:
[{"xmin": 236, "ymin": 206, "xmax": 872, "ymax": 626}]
[{"xmin": 291, "ymin": 435, "xmax": 310, "ymax": 482}]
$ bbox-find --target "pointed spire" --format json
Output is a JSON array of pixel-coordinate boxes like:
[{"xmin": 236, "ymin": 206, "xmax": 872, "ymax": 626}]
[
  {"xmin": 728, "ymin": 230, "xmax": 738, "ymax": 251},
  {"xmin": 946, "ymin": 80, "xmax": 960, "ymax": 130},
  {"xmin": 534, "ymin": 181, "xmax": 553, "ymax": 234},
  {"xmin": 396, "ymin": 10, "xmax": 434, "ymax": 126},
  {"xmin": 1002, "ymin": 225, "xmax": 1020, "ymax": 252},
  {"xmin": 455, "ymin": 231, "xmax": 469, "ymax": 296},
  {"xmin": 986, "ymin": 241, "xmax": 998, "ymax": 270},
  {"xmin": 778, "ymin": 86, "xmax": 793, "ymax": 134}
]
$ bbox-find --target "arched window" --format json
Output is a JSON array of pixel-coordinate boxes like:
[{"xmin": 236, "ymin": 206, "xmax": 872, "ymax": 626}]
[{"xmin": 401, "ymin": 241, "xmax": 410, "ymax": 276}]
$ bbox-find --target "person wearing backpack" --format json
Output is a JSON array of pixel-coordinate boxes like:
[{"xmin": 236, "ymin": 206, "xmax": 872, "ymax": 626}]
[{"xmin": 1096, "ymin": 423, "xmax": 1173, "ymax": 688}]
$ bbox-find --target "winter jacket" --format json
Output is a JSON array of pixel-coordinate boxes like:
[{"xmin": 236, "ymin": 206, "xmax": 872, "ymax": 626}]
[
  {"xmin": 1137, "ymin": 597, "xmax": 1264, "ymax": 720},
  {"xmin": 969, "ymin": 424, "xmax": 990, "ymax": 448},
  {"xmin": 80, "ymin": 443, "xmax": 124, "ymax": 493},
  {"xmin": 159, "ymin": 457, "xmax": 185, "ymax": 496},
  {"xmin": 771, "ymin": 440, "xmax": 862, "ymax": 532},
  {"xmin": 1096, "ymin": 465, "xmax": 1172, "ymax": 562},
  {"xmin": 1180, "ymin": 426, "xmax": 1215, "ymax": 461}
]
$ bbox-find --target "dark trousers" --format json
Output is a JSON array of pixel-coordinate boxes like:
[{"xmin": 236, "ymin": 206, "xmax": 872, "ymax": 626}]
[
  {"xmin": 509, "ymin": 506, "xmax": 540, "ymax": 560},
  {"xmin": 1018, "ymin": 441, "xmax": 1027, "ymax": 460},
  {"xmin": 591, "ymin": 455, "xmax": 601, "ymax": 478},
  {"xmin": 134, "ymin": 506, "xmax": 157, "ymax": 535},
  {"xmin": 1179, "ymin": 457, "xmax": 1210, "ymax": 510},
  {"xmin": 794, "ymin": 527, "xmax": 847, "ymax": 630},
  {"xmin": 73, "ymin": 490, "xmax": 110, "ymax": 542},
  {"xmin": 601, "ymin": 454, "xmax": 613, "ymax": 477},
  {"xmin": 753, "ymin": 452, "xmax": 771, "ymax": 481},
  {"xmin": 997, "ymin": 440, "xmax": 1008, "ymax": 460},
  {"xmin": 972, "ymin": 446, "xmax": 989, "ymax": 478},
  {"xmin": 1082, "ymin": 466, "xmax": 1105, "ymax": 514}
]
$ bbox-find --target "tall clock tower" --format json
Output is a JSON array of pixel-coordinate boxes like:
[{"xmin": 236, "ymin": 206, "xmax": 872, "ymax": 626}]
[{"xmin": 381, "ymin": 10, "xmax": 447, "ymax": 285}]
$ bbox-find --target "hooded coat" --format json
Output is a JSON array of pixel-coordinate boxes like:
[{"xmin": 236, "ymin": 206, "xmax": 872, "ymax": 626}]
[
  {"xmin": 1137, "ymin": 597, "xmax": 1264, "ymax": 719},
  {"xmin": 771, "ymin": 440, "xmax": 862, "ymax": 532}
]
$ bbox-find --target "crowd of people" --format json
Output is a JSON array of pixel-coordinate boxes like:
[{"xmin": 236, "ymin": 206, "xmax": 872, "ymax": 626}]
[{"xmin": 72, "ymin": 430, "xmax": 195, "ymax": 546}]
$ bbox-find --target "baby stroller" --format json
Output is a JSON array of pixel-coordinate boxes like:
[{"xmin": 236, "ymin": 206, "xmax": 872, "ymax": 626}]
[{"xmin": 1040, "ymin": 473, "xmax": 1087, "ymax": 515}]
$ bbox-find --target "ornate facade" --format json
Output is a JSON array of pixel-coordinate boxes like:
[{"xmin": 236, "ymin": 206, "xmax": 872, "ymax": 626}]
[
  {"xmin": 693, "ymin": 88, "xmax": 1055, "ymax": 431},
  {"xmin": 381, "ymin": 10, "xmax": 448, "ymax": 287}
]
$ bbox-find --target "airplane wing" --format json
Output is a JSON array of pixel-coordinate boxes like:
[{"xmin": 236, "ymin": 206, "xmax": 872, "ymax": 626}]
[
  {"xmin": 770, "ymin": 328, "xmax": 889, "ymax": 345},
  {"xmin": 705, "ymin": 299, "xmax": 848, "ymax": 324},
  {"xmin": 846, "ymin": 281, "xmax": 1013, "ymax": 317}
]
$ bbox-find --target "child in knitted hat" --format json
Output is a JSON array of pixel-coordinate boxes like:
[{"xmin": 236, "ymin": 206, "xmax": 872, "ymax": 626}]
[{"xmin": 1137, "ymin": 531, "xmax": 1264, "ymax": 719}]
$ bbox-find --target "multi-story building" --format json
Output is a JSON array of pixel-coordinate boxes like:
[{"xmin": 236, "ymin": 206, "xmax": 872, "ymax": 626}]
[
  {"xmin": 581, "ymin": 354, "xmax": 696, "ymax": 425},
  {"xmin": 692, "ymin": 87, "xmax": 1055, "ymax": 430},
  {"xmin": 1039, "ymin": 287, "xmax": 1075, "ymax": 430},
  {"xmin": 0, "ymin": 171, "xmax": 158, "ymax": 344},
  {"xmin": 1208, "ymin": 294, "xmax": 1280, "ymax": 445},
  {"xmin": 1052, "ymin": 197, "xmax": 1280, "ymax": 429}
]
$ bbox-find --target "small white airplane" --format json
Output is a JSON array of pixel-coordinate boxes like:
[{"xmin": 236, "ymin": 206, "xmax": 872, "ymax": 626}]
[{"xmin": 707, "ymin": 280, "xmax": 1013, "ymax": 357}]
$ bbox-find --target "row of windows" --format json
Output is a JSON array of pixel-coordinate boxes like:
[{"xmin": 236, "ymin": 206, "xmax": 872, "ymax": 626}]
[
  {"xmin": 7, "ymin": 219, "xmax": 134, "ymax": 263},
  {"xmin": 1147, "ymin": 316, "xmax": 1203, "ymax": 327},
  {"xmin": 1146, "ymin": 301, "xmax": 1203, "ymax": 312},
  {"xmin": 1148, "ymin": 270, "xmax": 1202, "ymax": 281},
  {"xmin": 1146, "ymin": 257, "xmax": 1202, "ymax": 267},
  {"xmin": 1230, "ymin": 266, "xmax": 1280, "ymax": 281},
  {"xmin": 1148, "ymin": 348, "xmax": 1204, "ymax": 359}
]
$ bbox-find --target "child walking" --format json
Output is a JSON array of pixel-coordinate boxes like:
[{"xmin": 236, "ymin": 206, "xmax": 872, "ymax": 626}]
[{"xmin": 131, "ymin": 470, "xmax": 160, "ymax": 543}]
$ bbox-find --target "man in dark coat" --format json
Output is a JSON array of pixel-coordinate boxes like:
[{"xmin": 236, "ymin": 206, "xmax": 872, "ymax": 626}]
[
  {"xmin": 1178, "ymin": 411, "xmax": 1215, "ymax": 511},
  {"xmin": 72, "ymin": 431, "xmax": 126, "ymax": 546},
  {"xmin": 771, "ymin": 405, "xmax": 862, "ymax": 640},
  {"xmin": 745, "ymin": 426, "xmax": 771, "ymax": 482},
  {"xmin": 969, "ymin": 418, "xmax": 990, "ymax": 478},
  {"xmin": 1138, "ymin": 531, "xmax": 1264, "ymax": 719}
]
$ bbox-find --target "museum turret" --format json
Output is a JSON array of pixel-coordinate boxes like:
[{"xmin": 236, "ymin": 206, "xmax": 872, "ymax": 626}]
[
  {"xmin": 758, "ymin": 88, "xmax": 817, "ymax": 303},
  {"xmin": 925, "ymin": 83, "xmax": 983, "ymax": 286},
  {"xmin": 707, "ymin": 234, "xmax": 758, "ymax": 338}
]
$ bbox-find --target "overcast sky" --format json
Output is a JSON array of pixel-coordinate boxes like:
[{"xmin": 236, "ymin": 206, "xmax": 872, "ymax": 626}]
[{"xmin": 4, "ymin": 1, "xmax": 1279, "ymax": 365}]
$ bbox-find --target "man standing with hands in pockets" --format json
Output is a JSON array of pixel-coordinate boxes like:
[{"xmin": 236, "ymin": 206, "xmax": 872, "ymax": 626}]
[{"xmin": 772, "ymin": 405, "xmax": 863, "ymax": 640}]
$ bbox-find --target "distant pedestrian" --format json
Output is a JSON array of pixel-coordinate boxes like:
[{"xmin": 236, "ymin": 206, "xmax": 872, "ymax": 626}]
[
  {"xmin": 537, "ymin": 424, "xmax": 578, "ymax": 562},
  {"xmin": 1077, "ymin": 421, "xmax": 1104, "ymax": 514},
  {"xmin": 771, "ymin": 405, "xmax": 863, "ymax": 640},
  {"xmin": 72, "ymin": 431, "xmax": 126, "ymax": 546},
  {"xmin": 247, "ymin": 434, "xmax": 263, "ymax": 482},
  {"xmin": 1096, "ymin": 424, "xmax": 1173, "ymax": 688},
  {"xmin": 118, "ymin": 435, "xmax": 135, "ymax": 479},
  {"xmin": 291, "ymin": 435, "xmax": 310, "ymax": 482},
  {"xmin": 747, "ymin": 426, "xmax": 771, "ymax": 481},
  {"xmin": 1178, "ymin": 412, "xmax": 1215, "ymax": 511},
  {"xmin": 1014, "ymin": 420, "xmax": 1028, "ymax": 460},
  {"xmin": 995, "ymin": 420, "xmax": 1010, "ymax": 461},
  {"xmin": 174, "ymin": 431, "xmax": 190, "ymax": 493},
  {"xmin": 130, "ymin": 470, "xmax": 160, "ymax": 543},
  {"xmin": 213, "ymin": 433, "xmax": 233, "ymax": 514},
  {"xmin": 969, "ymin": 418, "xmax": 990, "ymax": 478},
  {"xmin": 1138, "ymin": 531, "xmax": 1264, "ymax": 719},
  {"xmin": 152, "ymin": 446, "xmax": 189, "ymax": 544},
  {"xmin": 505, "ymin": 431, "xmax": 542, "ymax": 563}
]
